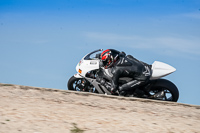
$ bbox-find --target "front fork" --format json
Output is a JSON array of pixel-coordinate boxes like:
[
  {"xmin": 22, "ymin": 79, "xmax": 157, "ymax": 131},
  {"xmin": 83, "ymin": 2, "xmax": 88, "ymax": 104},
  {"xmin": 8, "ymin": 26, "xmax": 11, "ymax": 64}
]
[
  {"xmin": 74, "ymin": 73, "xmax": 95, "ymax": 92},
  {"xmin": 74, "ymin": 72, "xmax": 112, "ymax": 94}
]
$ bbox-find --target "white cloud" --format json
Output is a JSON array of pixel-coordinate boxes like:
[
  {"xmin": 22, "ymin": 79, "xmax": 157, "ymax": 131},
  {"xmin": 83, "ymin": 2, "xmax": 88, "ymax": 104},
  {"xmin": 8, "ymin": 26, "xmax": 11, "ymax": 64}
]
[
  {"xmin": 84, "ymin": 32, "xmax": 200, "ymax": 57},
  {"xmin": 182, "ymin": 12, "xmax": 200, "ymax": 19},
  {"xmin": 154, "ymin": 37, "xmax": 200, "ymax": 55}
]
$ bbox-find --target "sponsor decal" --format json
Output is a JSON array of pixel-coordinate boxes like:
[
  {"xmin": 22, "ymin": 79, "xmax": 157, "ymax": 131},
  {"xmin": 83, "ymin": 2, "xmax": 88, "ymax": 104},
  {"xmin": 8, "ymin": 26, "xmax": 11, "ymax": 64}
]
[
  {"xmin": 79, "ymin": 59, "xmax": 83, "ymax": 66},
  {"xmin": 131, "ymin": 82, "xmax": 141, "ymax": 87},
  {"xmin": 90, "ymin": 61, "xmax": 97, "ymax": 65}
]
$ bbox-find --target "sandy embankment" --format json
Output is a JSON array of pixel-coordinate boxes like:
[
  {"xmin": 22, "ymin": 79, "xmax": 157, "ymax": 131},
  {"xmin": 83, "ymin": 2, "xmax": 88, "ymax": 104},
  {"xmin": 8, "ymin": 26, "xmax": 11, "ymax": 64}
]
[{"xmin": 0, "ymin": 83, "xmax": 200, "ymax": 133}]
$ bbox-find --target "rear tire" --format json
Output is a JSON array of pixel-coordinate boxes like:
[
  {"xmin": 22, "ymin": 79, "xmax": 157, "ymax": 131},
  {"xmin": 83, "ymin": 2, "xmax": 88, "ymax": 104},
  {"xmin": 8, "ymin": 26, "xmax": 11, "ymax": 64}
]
[{"xmin": 150, "ymin": 79, "xmax": 179, "ymax": 102}]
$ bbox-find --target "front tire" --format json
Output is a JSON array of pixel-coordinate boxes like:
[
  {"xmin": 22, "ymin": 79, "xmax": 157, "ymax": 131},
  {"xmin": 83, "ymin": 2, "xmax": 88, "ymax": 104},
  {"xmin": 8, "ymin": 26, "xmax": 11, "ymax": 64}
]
[
  {"xmin": 67, "ymin": 76, "xmax": 83, "ymax": 91},
  {"xmin": 149, "ymin": 79, "xmax": 179, "ymax": 102},
  {"xmin": 67, "ymin": 76, "xmax": 97, "ymax": 93}
]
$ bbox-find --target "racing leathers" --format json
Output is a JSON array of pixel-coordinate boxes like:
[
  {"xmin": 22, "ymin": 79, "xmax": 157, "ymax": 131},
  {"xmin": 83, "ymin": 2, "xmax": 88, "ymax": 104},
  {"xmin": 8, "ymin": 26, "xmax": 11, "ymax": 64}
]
[{"xmin": 110, "ymin": 54, "xmax": 151, "ymax": 94}]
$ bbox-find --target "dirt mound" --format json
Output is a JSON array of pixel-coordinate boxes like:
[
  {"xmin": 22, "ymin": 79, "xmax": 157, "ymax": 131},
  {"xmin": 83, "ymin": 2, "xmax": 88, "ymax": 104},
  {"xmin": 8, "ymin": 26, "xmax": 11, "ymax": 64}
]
[{"xmin": 0, "ymin": 83, "xmax": 200, "ymax": 133}]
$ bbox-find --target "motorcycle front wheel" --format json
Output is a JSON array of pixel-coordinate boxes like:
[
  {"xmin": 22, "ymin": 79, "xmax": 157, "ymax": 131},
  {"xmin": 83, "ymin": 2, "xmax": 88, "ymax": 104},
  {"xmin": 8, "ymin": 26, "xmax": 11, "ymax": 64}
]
[
  {"xmin": 67, "ymin": 76, "xmax": 83, "ymax": 91},
  {"xmin": 67, "ymin": 76, "xmax": 97, "ymax": 93}
]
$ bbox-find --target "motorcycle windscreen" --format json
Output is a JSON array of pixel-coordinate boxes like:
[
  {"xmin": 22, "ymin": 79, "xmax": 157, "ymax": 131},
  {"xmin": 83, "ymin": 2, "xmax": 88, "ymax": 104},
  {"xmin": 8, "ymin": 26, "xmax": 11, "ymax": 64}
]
[{"xmin": 150, "ymin": 61, "xmax": 176, "ymax": 80}]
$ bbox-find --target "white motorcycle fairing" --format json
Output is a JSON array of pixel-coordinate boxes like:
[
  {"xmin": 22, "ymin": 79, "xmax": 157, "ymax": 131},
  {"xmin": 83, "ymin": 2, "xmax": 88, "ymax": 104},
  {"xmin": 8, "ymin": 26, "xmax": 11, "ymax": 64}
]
[
  {"xmin": 74, "ymin": 49, "xmax": 102, "ymax": 78},
  {"xmin": 150, "ymin": 61, "xmax": 176, "ymax": 80},
  {"xmin": 75, "ymin": 60, "xmax": 100, "ymax": 77},
  {"xmin": 74, "ymin": 49, "xmax": 176, "ymax": 80}
]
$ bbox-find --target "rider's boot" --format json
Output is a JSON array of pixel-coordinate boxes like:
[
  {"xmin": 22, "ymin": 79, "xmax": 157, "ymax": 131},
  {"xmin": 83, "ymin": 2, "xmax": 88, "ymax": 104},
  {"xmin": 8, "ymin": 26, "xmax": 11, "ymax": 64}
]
[{"xmin": 119, "ymin": 80, "xmax": 142, "ymax": 92}]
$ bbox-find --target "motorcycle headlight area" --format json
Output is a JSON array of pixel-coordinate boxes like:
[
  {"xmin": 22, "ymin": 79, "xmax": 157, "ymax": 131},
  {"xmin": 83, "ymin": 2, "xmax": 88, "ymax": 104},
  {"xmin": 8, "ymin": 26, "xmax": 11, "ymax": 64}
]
[{"xmin": 78, "ymin": 69, "xmax": 82, "ymax": 74}]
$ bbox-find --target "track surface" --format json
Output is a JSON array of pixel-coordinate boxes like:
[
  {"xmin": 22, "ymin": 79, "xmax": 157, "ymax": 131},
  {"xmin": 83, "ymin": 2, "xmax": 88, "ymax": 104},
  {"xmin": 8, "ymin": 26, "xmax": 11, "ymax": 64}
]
[{"xmin": 0, "ymin": 83, "xmax": 200, "ymax": 133}]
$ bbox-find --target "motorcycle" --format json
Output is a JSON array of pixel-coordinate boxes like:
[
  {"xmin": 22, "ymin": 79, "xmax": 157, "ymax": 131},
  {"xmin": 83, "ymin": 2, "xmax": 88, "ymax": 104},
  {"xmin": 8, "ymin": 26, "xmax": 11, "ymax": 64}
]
[{"xmin": 67, "ymin": 49, "xmax": 179, "ymax": 102}]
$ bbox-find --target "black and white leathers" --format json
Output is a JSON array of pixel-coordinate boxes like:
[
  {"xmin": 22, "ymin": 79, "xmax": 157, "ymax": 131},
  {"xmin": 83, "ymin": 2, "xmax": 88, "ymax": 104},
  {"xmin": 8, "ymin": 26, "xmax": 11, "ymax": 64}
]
[{"xmin": 110, "ymin": 54, "xmax": 151, "ymax": 92}]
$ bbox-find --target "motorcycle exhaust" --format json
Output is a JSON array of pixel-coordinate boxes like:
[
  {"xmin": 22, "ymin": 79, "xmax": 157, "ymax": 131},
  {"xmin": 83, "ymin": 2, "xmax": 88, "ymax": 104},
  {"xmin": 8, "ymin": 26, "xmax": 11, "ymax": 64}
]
[{"xmin": 153, "ymin": 91, "xmax": 165, "ymax": 99}]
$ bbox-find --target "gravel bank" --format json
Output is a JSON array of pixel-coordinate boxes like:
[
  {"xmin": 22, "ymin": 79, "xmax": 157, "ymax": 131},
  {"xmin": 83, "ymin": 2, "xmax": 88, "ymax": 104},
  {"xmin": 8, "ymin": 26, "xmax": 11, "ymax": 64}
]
[{"xmin": 0, "ymin": 83, "xmax": 199, "ymax": 133}]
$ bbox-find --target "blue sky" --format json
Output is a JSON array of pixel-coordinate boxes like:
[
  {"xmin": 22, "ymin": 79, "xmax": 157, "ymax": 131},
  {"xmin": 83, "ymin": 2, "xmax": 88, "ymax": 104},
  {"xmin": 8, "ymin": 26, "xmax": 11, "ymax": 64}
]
[{"xmin": 0, "ymin": 0, "xmax": 200, "ymax": 105}]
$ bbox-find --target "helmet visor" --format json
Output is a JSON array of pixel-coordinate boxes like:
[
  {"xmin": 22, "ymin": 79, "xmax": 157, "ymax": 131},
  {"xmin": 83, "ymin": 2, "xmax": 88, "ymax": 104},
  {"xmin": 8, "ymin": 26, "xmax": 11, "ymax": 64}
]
[{"xmin": 102, "ymin": 59, "xmax": 109, "ymax": 66}]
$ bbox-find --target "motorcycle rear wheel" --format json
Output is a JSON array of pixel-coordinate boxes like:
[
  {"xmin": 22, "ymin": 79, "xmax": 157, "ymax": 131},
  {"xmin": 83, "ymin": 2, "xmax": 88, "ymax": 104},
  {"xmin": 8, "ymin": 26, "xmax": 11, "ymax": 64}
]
[{"xmin": 149, "ymin": 79, "xmax": 179, "ymax": 102}]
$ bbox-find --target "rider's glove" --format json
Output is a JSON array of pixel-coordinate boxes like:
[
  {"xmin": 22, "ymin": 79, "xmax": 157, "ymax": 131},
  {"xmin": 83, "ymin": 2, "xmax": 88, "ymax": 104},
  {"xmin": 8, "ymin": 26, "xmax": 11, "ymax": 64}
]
[{"xmin": 111, "ymin": 87, "xmax": 117, "ymax": 94}]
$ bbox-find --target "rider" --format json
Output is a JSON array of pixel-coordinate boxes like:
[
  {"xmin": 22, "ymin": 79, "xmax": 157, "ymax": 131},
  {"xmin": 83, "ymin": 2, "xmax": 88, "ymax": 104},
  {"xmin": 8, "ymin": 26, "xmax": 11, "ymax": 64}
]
[{"xmin": 100, "ymin": 49, "xmax": 151, "ymax": 95}]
